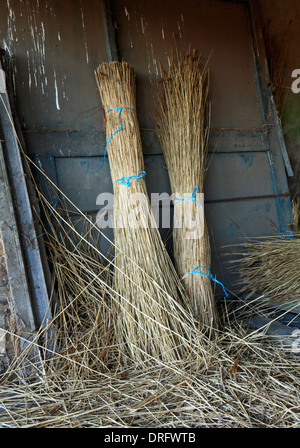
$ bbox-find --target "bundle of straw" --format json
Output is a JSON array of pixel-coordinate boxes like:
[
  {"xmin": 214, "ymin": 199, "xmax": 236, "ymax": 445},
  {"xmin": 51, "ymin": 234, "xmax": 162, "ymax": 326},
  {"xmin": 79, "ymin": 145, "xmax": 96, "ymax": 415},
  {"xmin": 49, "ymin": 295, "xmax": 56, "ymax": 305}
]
[
  {"xmin": 235, "ymin": 233, "xmax": 300, "ymax": 308},
  {"xmin": 234, "ymin": 199, "xmax": 300, "ymax": 307},
  {"xmin": 3, "ymin": 55, "xmax": 300, "ymax": 429},
  {"xmin": 155, "ymin": 50, "xmax": 218, "ymax": 332},
  {"xmin": 95, "ymin": 62, "xmax": 198, "ymax": 363}
]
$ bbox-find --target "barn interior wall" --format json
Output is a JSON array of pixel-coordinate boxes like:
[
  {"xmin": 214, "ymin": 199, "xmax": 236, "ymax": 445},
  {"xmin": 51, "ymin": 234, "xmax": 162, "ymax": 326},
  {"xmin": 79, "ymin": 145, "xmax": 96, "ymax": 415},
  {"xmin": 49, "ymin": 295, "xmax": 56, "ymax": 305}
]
[{"xmin": 0, "ymin": 0, "xmax": 295, "ymax": 302}]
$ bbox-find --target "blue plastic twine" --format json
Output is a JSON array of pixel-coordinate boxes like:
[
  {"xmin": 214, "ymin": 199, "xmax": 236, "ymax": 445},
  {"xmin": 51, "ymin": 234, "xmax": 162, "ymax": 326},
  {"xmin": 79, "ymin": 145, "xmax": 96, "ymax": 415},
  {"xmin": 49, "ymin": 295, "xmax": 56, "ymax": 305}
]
[
  {"xmin": 104, "ymin": 106, "xmax": 135, "ymax": 158},
  {"xmin": 174, "ymin": 187, "xmax": 202, "ymax": 206},
  {"xmin": 281, "ymin": 230, "xmax": 294, "ymax": 241},
  {"xmin": 183, "ymin": 266, "xmax": 229, "ymax": 298},
  {"xmin": 114, "ymin": 171, "xmax": 146, "ymax": 187}
]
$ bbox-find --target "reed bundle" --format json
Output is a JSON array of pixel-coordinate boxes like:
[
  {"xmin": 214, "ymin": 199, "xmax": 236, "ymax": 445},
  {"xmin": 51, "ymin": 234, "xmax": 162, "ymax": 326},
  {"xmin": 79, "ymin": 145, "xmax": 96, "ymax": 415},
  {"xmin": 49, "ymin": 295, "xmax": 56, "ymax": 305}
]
[
  {"xmin": 234, "ymin": 234, "xmax": 300, "ymax": 309},
  {"xmin": 292, "ymin": 197, "xmax": 299, "ymax": 233},
  {"xmin": 155, "ymin": 50, "xmax": 218, "ymax": 332},
  {"xmin": 94, "ymin": 62, "xmax": 199, "ymax": 363},
  {"xmin": 233, "ymin": 199, "xmax": 300, "ymax": 307}
]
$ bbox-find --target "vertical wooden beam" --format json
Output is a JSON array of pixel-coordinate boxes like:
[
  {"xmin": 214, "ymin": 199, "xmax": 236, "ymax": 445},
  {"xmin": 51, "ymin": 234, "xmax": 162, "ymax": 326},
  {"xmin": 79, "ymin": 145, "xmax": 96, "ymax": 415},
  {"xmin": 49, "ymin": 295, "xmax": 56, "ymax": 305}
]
[
  {"xmin": 247, "ymin": 0, "xmax": 293, "ymax": 178},
  {"xmin": 0, "ymin": 136, "xmax": 43, "ymax": 376},
  {"xmin": 245, "ymin": 0, "xmax": 293, "ymax": 233},
  {"xmin": 0, "ymin": 59, "xmax": 55, "ymax": 375}
]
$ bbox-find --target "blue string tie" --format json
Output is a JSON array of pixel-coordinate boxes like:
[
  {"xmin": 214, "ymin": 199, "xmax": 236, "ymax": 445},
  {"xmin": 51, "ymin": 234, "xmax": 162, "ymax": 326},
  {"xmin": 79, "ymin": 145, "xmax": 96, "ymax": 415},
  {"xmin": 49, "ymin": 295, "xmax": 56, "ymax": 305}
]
[
  {"xmin": 183, "ymin": 266, "xmax": 229, "ymax": 298},
  {"xmin": 104, "ymin": 106, "xmax": 135, "ymax": 158},
  {"xmin": 280, "ymin": 230, "xmax": 294, "ymax": 241},
  {"xmin": 174, "ymin": 187, "xmax": 203, "ymax": 206},
  {"xmin": 114, "ymin": 171, "xmax": 146, "ymax": 187}
]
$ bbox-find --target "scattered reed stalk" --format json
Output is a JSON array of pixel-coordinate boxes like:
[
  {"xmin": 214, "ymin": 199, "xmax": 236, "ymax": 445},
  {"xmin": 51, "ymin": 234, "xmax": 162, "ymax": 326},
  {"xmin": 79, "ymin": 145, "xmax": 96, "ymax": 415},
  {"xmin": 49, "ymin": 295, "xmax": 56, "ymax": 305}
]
[
  {"xmin": 1, "ymin": 290, "xmax": 300, "ymax": 428},
  {"xmin": 1, "ymin": 61, "xmax": 300, "ymax": 429},
  {"xmin": 36, "ymin": 195, "xmax": 117, "ymax": 378},
  {"xmin": 95, "ymin": 61, "xmax": 201, "ymax": 363},
  {"xmin": 155, "ymin": 49, "xmax": 218, "ymax": 332},
  {"xmin": 1, "ymin": 140, "xmax": 300, "ymax": 429},
  {"xmin": 292, "ymin": 197, "xmax": 299, "ymax": 233}
]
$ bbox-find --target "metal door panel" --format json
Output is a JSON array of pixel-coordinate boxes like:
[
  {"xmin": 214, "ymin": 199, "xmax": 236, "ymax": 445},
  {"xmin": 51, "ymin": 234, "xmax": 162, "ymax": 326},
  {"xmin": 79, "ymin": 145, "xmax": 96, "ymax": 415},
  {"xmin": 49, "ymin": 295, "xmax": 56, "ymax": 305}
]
[
  {"xmin": 204, "ymin": 152, "xmax": 275, "ymax": 201},
  {"xmin": 24, "ymin": 127, "xmax": 269, "ymax": 159},
  {"xmin": 206, "ymin": 198, "xmax": 285, "ymax": 289}
]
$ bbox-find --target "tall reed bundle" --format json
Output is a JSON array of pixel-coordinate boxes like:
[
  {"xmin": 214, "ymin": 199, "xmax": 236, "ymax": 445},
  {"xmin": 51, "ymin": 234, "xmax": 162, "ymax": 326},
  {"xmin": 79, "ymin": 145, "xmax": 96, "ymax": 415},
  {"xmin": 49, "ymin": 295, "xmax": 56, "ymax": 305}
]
[
  {"xmin": 155, "ymin": 50, "xmax": 218, "ymax": 332},
  {"xmin": 95, "ymin": 62, "xmax": 199, "ymax": 363}
]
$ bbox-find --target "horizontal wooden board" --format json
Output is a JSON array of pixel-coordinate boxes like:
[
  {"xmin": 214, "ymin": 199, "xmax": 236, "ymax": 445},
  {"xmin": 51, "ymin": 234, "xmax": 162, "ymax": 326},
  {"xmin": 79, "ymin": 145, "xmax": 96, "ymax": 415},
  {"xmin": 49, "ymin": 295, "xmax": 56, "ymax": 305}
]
[
  {"xmin": 24, "ymin": 127, "xmax": 270, "ymax": 157},
  {"xmin": 54, "ymin": 151, "xmax": 278, "ymax": 212}
]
